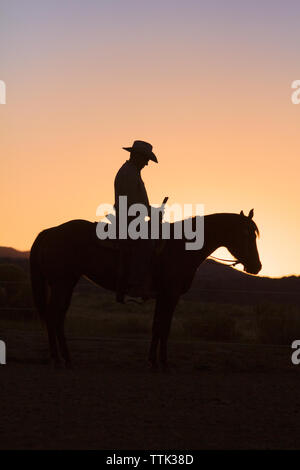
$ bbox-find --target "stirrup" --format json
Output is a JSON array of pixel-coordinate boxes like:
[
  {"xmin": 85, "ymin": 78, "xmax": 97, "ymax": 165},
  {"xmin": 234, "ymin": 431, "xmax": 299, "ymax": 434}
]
[
  {"xmin": 125, "ymin": 296, "xmax": 145, "ymax": 305},
  {"xmin": 115, "ymin": 291, "xmax": 125, "ymax": 303}
]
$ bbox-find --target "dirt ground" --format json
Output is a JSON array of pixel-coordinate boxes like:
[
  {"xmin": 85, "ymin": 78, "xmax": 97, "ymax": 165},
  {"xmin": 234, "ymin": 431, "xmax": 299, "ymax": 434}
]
[{"xmin": 1, "ymin": 327, "xmax": 300, "ymax": 450}]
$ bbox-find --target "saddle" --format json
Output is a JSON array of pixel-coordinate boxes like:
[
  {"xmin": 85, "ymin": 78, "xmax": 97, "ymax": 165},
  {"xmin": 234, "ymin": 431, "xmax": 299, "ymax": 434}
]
[
  {"xmin": 94, "ymin": 222, "xmax": 167, "ymax": 256},
  {"xmin": 94, "ymin": 221, "xmax": 166, "ymax": 302}
]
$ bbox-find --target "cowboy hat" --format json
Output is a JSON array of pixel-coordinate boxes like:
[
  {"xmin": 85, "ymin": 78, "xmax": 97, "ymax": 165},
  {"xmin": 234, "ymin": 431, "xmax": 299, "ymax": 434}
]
[{"xmin": 122, "ymin": 140, "xmax": 158, "ymax": 163}]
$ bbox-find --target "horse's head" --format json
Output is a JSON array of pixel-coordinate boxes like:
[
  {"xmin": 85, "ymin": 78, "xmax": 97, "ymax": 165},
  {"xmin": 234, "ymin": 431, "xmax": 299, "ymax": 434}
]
[{"xmin": 227, "ymin": 209, "xmax": 262, "ymax": 275}]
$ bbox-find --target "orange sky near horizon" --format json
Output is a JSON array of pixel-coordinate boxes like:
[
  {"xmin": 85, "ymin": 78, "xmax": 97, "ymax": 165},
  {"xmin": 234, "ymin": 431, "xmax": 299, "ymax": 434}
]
[{"xmin": 1, "ymin": 1, "xmax": 300, "ymax": 278}]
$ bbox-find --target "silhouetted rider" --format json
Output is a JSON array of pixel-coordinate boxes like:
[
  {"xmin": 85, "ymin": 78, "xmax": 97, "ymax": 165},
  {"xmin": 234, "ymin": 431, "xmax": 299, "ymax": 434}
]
[{"xmin": 114, "ymin": 140, "xmax": 160, "ymax": 302}]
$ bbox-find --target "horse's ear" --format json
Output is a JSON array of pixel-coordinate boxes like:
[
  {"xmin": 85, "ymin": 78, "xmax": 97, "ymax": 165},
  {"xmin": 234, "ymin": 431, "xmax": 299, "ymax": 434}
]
[
  {"xmin": 248, "ymin": 209, "xmax": 254, "ymax": 219},
  {"xmin": 240, "ymin": 210, "xmax": 244, "ymax": 216}
]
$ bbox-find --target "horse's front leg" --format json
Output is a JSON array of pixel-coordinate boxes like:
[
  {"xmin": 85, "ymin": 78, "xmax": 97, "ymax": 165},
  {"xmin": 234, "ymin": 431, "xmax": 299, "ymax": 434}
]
[
  {"xmin": 148, "ymin": 292, "xmax": 179, "ymax": 371},
  {"xmin": 158, "ymin": 295, "xmax": 179, "ymax": 371}
]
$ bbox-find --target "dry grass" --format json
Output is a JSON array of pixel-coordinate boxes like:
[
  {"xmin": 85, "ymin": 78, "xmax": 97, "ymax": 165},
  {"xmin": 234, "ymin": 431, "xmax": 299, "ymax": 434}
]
[{"xmin": 1, "ymin": 286, "xmax": 300, "ymax": 346}]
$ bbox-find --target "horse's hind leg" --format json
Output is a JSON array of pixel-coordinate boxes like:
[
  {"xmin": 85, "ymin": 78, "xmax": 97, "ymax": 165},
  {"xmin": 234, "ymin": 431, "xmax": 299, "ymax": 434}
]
[
  {"xmin": 47, "ymin": 280, "xmax": 76, "ymax": 368},
  {"xmin": 148, "ymin": 294, "xmax": 164, "ymax": 369},
  {"xmin": 56, "ymin": 310, "xmax": 73, "ymax": 368},
  {"xmin": 45, "ymin": 305, "xmax": 60, "ymax": 368}
]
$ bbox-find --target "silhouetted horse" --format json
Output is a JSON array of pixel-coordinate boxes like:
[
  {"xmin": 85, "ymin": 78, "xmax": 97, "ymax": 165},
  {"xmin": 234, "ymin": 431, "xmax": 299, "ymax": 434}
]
[{"xmin": 30, "ymin": 209, "xmax": 261, "ymax": 368}]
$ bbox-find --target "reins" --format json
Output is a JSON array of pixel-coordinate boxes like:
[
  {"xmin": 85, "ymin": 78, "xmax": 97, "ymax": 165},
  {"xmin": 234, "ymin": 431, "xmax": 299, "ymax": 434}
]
[{"xmin": 208, "ymin": 255, "xmax": 240, "ymax": 266}]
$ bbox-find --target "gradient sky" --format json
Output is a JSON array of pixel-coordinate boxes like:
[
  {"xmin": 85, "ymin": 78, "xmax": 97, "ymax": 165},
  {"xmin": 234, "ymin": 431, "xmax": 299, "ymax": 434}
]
[{"xmin": 1, "ymin": 0, "xmax": 300, "ymax": 277}]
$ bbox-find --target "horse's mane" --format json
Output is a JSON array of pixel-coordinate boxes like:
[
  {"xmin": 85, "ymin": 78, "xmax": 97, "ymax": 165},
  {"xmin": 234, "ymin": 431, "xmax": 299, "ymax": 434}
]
[{"xmin": 168, "ymin": 213, "xmax": 260, "ymax": 238}]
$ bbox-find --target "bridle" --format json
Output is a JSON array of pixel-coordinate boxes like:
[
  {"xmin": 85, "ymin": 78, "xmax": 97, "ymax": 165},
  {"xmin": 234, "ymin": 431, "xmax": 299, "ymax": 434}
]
[
  {"xmin": 208, "ymin": 221, "xmax": 256, "ymax": 268},
  {"xmin": 208, "ymin": 255, "xmax": 240, "ymax": 267}
]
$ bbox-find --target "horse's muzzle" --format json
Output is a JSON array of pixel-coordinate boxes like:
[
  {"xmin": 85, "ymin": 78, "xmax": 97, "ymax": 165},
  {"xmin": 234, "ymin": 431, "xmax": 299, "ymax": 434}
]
[{"xmin": 244, "ymin": 261, "xmax": 262, "ymax": 275}]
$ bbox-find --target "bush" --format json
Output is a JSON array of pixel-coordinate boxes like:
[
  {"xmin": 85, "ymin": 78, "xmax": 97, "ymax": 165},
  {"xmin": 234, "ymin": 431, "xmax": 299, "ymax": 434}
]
[
  {"xmin": 255, "ymin": 303, "xmax": 300, "ymax": 345},
  {"xmin": 0, "ymin": 264, "xmax": 35, "ymax": 321},
  {"xmin": 179, "ymin": 309, "xmax": 237, "ymax": 342}
]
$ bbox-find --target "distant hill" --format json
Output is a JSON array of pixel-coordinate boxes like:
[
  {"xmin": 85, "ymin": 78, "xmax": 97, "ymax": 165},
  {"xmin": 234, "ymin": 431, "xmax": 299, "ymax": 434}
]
[
  {"xmin": 186, "ymin": 259, "xmax": 300, "ymax": 305},
  {"xmin": 0, "ymin": 247, "xmax": 30, "ymax": 259}
]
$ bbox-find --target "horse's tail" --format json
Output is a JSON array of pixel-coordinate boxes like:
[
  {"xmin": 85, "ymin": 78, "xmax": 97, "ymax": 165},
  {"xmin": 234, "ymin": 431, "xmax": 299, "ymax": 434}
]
[{"xmin": 30, "ymin": 232, "xmax": 48, "ymax": 322}]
